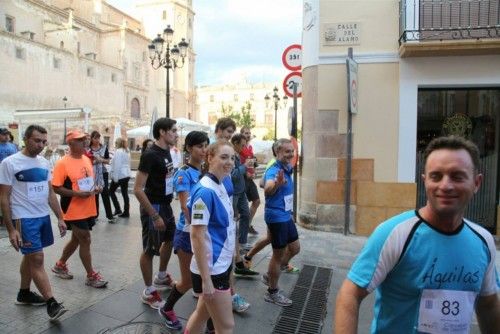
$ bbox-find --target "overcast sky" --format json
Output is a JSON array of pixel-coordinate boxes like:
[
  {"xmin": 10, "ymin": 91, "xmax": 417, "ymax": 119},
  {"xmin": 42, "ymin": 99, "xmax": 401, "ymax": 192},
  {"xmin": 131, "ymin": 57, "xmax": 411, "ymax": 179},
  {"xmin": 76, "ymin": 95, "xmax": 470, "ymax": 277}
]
[{"xmin": 107, "ymin": 0, "xmax": 303, "ymax": 86}]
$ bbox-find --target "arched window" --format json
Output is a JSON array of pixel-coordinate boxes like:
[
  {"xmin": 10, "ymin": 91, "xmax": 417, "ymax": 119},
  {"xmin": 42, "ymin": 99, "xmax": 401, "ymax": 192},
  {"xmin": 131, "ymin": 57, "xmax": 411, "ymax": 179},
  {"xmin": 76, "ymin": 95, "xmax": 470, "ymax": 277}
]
[{"xmin": 131, "ymin": 98, "xmax": 140, "ymax": 118}]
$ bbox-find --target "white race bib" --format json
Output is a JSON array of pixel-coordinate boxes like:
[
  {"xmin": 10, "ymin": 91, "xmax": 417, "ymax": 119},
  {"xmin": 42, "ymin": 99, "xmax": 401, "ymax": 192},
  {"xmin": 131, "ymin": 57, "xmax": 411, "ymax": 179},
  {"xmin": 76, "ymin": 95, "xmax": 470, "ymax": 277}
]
[
  {"xmin": 77, "ymin": 176, "xmax": 94, "ymax": 191},
  {"xmin": 417, "ymin": 289, "xmax": 476, "ymax": 334},
  {"xmin": 284, "ymin": 194, "xmax": 293, "ymax": 211},
  {"xmin": 165, "ymin": 177, "xmax": 174, "ymax": 195},
  {"xmin": 27, "ymin": 181, "xmax": 48, "ymax": 200}
]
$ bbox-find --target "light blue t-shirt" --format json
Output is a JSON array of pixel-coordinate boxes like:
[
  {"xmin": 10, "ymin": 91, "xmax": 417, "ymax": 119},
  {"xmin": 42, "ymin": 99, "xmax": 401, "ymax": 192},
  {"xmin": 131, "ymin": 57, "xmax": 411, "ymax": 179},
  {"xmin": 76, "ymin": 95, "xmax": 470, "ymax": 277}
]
[
  {"xmin": 348, "ymin": 210, "xmax": 499, "ymax": 333},
  {"xmin": 189, "ymin": 173, "xmax": 235, "ymax": 275},
  {"xmin": 263, "ymin": 161, "xmax": 293, "ymax": 223},
  {"xmin": 0, "ymin": 142, "xmax": 18, "ymax": 163},
  {"xmin": 174, "ymin": 164, "xmax": 201, "ymax": 232}
]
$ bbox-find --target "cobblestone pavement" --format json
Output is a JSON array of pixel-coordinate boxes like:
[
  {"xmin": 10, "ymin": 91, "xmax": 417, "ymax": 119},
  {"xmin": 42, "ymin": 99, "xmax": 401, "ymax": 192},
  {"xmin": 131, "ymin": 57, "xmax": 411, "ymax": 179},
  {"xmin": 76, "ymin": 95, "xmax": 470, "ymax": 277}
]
[{"xmin": 0, "ymin": 183, "xmax": 497, "ymax": 333}]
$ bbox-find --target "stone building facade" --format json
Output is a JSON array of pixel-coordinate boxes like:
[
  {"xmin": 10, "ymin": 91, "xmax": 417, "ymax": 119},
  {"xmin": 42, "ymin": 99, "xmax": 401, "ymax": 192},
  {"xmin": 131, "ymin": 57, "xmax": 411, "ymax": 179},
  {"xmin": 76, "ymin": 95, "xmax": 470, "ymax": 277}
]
[{"xmin": 0, "ymin": 0, "xmax": 195, "ymax": 147}]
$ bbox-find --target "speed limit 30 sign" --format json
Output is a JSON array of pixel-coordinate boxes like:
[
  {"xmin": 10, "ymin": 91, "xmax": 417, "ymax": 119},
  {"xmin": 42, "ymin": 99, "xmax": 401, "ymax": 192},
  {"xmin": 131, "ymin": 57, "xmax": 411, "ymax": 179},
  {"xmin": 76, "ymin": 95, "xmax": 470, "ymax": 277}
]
[{"xmin": 283, "ymin": 71, "xmax": 302, "ymax": 98}]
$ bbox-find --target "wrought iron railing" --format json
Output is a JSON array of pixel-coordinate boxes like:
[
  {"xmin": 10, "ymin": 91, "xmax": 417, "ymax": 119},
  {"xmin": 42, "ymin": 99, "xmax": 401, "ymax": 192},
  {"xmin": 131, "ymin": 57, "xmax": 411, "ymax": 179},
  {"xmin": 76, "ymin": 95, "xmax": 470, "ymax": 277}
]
[{"xmin": 399, "ymin": 0, "xmax": 500, "ymax": 44}]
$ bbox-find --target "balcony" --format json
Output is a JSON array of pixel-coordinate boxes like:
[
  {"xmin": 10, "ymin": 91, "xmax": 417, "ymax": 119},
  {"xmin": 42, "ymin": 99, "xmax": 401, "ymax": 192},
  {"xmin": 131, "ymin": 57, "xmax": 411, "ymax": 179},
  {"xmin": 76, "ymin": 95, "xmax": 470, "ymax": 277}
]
[{"xmin": 399, "ymin": 0, "xmax": 500, "ymax": 57}]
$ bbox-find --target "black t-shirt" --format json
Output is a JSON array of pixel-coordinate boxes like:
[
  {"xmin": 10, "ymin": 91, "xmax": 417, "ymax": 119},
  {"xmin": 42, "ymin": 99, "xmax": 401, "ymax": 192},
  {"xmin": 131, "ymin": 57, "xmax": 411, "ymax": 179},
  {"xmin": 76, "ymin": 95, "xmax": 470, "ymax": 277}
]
[{"xmin": 138, "ymin": 143, "xmax": 174, "ymax": 204}]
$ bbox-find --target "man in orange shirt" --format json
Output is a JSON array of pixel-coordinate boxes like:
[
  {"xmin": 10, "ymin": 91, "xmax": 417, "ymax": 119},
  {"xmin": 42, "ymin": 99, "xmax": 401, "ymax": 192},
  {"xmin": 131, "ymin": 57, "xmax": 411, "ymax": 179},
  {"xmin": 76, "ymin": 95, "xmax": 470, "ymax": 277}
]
[{"xmin": 50, "ymin": 130, "xmax": 108, "ymax": 288}]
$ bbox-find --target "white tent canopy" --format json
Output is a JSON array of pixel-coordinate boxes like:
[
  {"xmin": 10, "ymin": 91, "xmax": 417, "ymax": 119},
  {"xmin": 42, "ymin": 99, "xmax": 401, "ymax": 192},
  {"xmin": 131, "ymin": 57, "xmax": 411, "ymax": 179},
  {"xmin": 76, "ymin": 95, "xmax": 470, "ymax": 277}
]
[{"xmin": 126, "ymin": 118, "xmax": 210, "ymax": 138}]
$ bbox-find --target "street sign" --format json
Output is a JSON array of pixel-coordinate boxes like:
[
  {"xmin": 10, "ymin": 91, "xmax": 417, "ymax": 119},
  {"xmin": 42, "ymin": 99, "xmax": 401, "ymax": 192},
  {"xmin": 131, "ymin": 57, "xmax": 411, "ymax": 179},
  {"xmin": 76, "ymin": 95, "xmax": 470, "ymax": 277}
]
[
  {"xmin": 347, "ymin": 58, "xmax": 358, "ymax": 114},
  {"xmin": 282, "ymin": 44, "xmax": 302, "ymax": 71},
  {"xmin": 283, "ymin": 71, "xmax": 302, "ymax": 98}
]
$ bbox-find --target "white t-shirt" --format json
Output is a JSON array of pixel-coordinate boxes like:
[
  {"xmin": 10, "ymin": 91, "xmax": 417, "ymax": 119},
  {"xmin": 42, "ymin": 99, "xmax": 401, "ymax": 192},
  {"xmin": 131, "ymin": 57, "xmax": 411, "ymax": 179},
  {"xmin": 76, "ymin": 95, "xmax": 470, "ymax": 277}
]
[
  {"xmin": 0, "ymin": 152, "xmax": 52, "ymax": 219},
  {"xmin": 170, "ymin": 147, "xmax": 182, "ymax": 169}
]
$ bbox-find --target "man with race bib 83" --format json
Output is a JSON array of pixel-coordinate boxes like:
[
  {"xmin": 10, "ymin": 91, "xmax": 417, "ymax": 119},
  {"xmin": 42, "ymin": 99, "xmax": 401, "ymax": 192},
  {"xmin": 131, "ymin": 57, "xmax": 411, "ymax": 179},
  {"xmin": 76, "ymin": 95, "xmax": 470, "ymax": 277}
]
[{"xmin": 335, "ymin": 136, "xmax": 499, "ymax": 333}]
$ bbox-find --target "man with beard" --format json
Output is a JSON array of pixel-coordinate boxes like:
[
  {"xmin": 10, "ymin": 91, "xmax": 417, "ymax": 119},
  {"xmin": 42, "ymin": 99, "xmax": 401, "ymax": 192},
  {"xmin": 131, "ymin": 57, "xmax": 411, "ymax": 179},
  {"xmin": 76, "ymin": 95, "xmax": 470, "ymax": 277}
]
[{"xmin": 0, "ymin": 125, "xmax": 67, "ymax": 320}]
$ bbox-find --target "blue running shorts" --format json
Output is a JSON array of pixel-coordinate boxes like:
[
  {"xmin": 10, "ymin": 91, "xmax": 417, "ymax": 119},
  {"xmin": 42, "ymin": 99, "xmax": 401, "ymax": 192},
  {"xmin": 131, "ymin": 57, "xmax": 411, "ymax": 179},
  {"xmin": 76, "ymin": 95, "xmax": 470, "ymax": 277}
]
[
  {"xmin": 17, "ymin": 215, "xmax": 54, "ymax": 255},
  {"xmin": 173, "ymin": 228, "xmax": 192, "ymax": 254}
]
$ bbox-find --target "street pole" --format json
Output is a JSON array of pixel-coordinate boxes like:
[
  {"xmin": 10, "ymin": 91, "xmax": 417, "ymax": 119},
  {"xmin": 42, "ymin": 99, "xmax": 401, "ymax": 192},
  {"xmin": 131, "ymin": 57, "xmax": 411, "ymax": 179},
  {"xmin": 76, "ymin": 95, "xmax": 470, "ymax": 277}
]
[
  {"xmin": 166, "ymin": 62, "xmax": 170, "ymax": 118},
  {"xmin": 344, "ymin": 47, "xmax": 354, "ymax": 236},
  {"xmin": 292, "ymin": 82, "xmax": 298, "ymax": 223},
  {"xmin": 274, "ymin": 103, "xmax": 277, "ymax": 141}
]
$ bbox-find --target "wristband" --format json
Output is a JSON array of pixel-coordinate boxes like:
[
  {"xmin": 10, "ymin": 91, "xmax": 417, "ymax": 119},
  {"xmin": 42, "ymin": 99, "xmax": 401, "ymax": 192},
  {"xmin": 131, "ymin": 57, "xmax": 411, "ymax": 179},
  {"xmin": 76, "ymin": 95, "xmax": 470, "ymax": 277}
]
[{"xmin": 151, "ymin": 213, "xmax": 160, "ymax": 221}]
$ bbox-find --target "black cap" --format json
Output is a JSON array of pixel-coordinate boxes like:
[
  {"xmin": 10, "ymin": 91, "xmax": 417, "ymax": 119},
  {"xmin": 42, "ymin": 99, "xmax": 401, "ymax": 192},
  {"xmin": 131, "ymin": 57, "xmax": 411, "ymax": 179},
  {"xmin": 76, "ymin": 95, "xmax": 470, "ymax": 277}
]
[{"xmin": 0, "ymin": 128, "xmax": 9, "ymax": 135}]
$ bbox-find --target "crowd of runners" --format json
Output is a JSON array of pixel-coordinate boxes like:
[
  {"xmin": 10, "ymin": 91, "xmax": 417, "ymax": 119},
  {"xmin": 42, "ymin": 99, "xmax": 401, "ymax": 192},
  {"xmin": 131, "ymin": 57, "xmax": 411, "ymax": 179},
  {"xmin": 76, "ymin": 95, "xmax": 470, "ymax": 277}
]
[
  {"xmin": 1, "ymin": 120, "xmax": 498, "ymax": 333},
  {"xmin": 0, "ymin": 118, "xmax": 301, "ymax": 333}
]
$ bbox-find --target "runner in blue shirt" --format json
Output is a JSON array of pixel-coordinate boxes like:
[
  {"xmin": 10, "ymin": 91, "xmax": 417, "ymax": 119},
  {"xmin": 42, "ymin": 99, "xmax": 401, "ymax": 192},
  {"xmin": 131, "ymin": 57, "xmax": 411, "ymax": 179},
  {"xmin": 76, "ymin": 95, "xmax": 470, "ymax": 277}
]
[
  {"xmin": 335, "ymin": 136, "xmax": 500, "ymax": 333},
  {"xmin": 185, "ymin": 140, "xmax": 236, "ymax": 334},
  {"xmin": 158, "ymin": 131, "xmax": 208, "ymax": 330},
  {"xmin": 262, "ymin": 138, "xmax": 300, "ymax": 307}
]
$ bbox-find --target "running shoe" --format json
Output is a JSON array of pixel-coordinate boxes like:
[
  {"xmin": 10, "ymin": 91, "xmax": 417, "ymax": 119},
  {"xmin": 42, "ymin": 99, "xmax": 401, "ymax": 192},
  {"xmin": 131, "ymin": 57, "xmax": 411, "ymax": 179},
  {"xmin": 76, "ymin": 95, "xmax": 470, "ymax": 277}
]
[
  {"xmin": 265, "ymin": 290, "xmax": 292, "ymax": 307},
  {"xmin": 234, "ymin": 266, "xmax": 259, "ymax": 276},
  {"xmin": 51, "ymin": 262, "xmax": 74, "ymax": 279},
  {"xmin": 141, "ymin": 289, "xmax": 165, "ymax": 309},
  {"xmin": 107, "ymin": 217, "xmax": 117, "ymax": 224},
  {"xmin": 158, "ymin": 308, "xmax": 183, "ymax": 330},
  {"xmin": 261, "ymin": 273, "xmax": 269, "ymax": 286},
  {"xmin": 85, "ymin": 271, "xmax": 108, "ymax": 288},
  {"xmin": 192, "ymin": 290, "xmax": 199, "ymax": 298},
  {"xmin": 154, "ymin": 273, "xmax": 175, "ymax": 290},
  {"xmin": 47, "ymin": 301, "xmax": 67, "ymax": 321},
  {"xmin": 232, "ymin": 294, "xmax": 250, "ymax": 313},
  {"xmin": 281, "ymin": 264, "xmax": 300, "ymax": 273},
  {"xmin": 248, "ymin": 225, "xmax": 259, "ymax": 235},
  {"xmin": 15, "ymin": 291, "xmax": 46, "ymax": 306}
]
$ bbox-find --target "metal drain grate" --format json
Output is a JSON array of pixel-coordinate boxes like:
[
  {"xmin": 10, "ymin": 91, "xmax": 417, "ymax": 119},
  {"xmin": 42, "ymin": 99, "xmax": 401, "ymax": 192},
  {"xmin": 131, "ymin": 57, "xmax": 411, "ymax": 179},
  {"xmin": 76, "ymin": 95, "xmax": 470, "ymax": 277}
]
[{"xmin": 272, "ymin": 264, "xmax": 333, "ymax": 334}]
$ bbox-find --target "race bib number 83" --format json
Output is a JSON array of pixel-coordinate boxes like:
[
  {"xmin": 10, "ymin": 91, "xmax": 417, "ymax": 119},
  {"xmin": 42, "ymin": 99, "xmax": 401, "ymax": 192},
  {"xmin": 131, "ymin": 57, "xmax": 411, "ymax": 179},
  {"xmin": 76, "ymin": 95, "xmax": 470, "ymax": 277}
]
[{"xmin": 417, "ymin": 289, "xmax": 476, "ymax": 334}]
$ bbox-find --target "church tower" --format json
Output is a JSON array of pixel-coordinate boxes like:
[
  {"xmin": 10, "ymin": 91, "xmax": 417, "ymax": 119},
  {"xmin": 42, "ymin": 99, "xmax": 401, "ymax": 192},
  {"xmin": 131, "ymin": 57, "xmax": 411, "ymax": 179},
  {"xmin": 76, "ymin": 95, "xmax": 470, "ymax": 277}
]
[{"xmin": 134, "ymin": 0, "xmax": 196, "ymax": 120}]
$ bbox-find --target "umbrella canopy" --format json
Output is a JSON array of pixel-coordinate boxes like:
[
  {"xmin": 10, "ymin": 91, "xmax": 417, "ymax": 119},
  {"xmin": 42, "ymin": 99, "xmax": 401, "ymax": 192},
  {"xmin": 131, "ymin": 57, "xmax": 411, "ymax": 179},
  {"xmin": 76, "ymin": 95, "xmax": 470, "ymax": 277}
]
[
  {"xmin": 126, "ymin": 119, "xmax": 211, "ymax": 138},
  {"xmin": 126, "ymin": 125, "xmax": 150, "ymax": 137}
]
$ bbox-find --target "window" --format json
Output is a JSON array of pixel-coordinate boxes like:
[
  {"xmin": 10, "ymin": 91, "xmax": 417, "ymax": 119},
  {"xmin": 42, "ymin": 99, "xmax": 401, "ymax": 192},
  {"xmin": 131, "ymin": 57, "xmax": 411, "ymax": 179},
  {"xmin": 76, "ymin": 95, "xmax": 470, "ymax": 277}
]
[
  {"xmin": 144, "ymin": 68, "xmax": 149, "ymax": 86},
  {"xmin": 250, "ymin": 93, "xmax": 255, "ymax": 101},
  {"xmin": 87, "ymin": 66, "xmax": 94, "ymax": 77},
  {"xmin": 233, "ymin": 94, "xmax": 239, "ymax": 102},
  {"xmin": 133, "ymin": 63, "xmax": 141, "ymax": 83},
  {"xmin": 142, "ymin": 51, "xmax": 147, "ymax": 62},
  {"xmin": 77, "ymin": 42, "xmax": 81, "ymax": 54},
  {"xmin": 265, "ymin": 113, "xmax": 273, "ymax": 125},
  {"xmin": 5, "ymin": 15, "xmax": 15, "ymax": 33},
  {"xmin": 60, "ymin": 41, "xmax": 64, "ymax": 49},
  {"xmin": 131, "ymin": 98, "xmax": 140, "ymax": 118},
  {"xmin": 21, "ymin": 31, "xmax": 35, "ymax": 40},
  {"xmin": 85, "ymin": 52, "xmax": 97, "ymax": 60},
  {"xmin": 15, "ymin": 47, "xmax": 25, "ymax": 60},
  {"xmin": 53, "ymin": 57, "xmax": 61, "ymax": 69},
  {"xmin": 163, "ymin": 10, "xmax": 167, "ymax": 20},
  {"xmin": 210, "ymin": 95, "xmax": 215, "ymax": 102},
  {"xmin": 111, "ymin": 73, "xmax": 116, "ymax": 82}
]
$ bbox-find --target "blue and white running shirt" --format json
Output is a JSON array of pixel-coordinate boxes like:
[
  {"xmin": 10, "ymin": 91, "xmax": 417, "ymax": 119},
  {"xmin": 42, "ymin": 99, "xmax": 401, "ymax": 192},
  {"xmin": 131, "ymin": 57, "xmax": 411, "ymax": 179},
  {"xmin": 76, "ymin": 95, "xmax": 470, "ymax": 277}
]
[
  {"xmin": 174, "ymin": 164, "xmax": 201, "ymax": 232},
  {"xmin": 0, "ymin": 152, "xmax": 51, "ymax": 219},
  {"xmin": 348, "ymin": 210, "xmax": 499, "ymax": 333},
  {"xmin": 189, "ymin": 173, "xmax": 235, "ymax": 276},
  {"xmin": 264, "ymin": 160, "xmax": 293, "ymax": 223}
]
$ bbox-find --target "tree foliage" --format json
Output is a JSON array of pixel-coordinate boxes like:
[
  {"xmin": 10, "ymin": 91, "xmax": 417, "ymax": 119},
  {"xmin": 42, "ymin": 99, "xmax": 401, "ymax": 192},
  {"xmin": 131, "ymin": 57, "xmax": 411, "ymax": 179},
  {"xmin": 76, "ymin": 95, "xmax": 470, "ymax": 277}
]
[{"xmin": 218, "ymin": 101, "xmax": 255, "ymax": 129}]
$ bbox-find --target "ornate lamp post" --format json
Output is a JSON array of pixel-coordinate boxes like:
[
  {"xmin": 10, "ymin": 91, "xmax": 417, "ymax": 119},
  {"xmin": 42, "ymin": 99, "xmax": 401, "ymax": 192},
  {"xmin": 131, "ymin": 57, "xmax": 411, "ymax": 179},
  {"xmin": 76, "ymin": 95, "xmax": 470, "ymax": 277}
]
[
  {"xmin": 148, "ymin": 25, "xmax": 189, "ymax": 118},
  {"xmin": 265, "ymin": 87, "xmax": 288, "ymax": 141}
]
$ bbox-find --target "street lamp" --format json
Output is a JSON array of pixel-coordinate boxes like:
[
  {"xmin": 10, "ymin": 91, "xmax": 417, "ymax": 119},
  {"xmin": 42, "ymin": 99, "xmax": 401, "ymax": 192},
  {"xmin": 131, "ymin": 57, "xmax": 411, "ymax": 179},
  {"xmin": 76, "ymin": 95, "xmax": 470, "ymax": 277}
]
[
  {"xmin": 148, "ymin": 25, "xmax": 189, "ymax": 118},
  {"xmin": 265, "ymin": 87, "xmax": 288, "ymax": 141}
]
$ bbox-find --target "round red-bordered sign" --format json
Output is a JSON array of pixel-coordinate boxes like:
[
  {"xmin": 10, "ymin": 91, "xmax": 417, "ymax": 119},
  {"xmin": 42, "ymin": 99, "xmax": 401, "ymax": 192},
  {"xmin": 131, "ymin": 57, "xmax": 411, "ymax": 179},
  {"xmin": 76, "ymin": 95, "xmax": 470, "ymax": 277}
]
[
  {"xmin": 282, "ymin": 44, "xmax": 302, "ymax": 71},
  {"xmin": 283, "ymin": 71, "xmax": 302, "ymax": 98}
]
